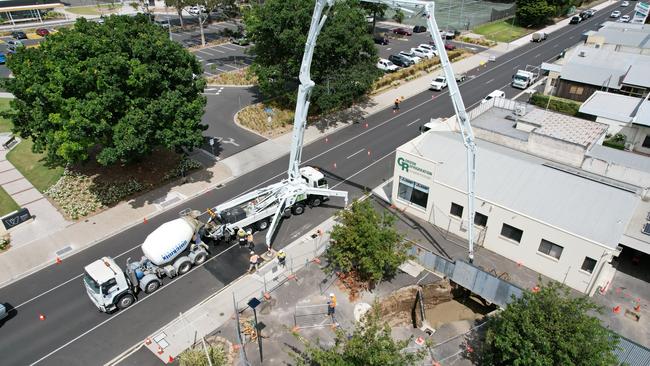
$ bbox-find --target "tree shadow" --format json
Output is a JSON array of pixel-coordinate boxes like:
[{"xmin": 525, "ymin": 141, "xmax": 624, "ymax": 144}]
[{"xmin": 310, "ymin": 97, "xmax": 378, "ymax": 133}]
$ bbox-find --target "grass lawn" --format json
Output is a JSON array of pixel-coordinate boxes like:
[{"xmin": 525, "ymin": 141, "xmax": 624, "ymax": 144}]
[
  {"xmin": 6, "ymin": 139, "xmax": 63, "ymax": 193},
  {"xmin": 473, "ymin": 18, "xmax": 532, "ymax": 43},
  {"xmin": 0, "ymin": 186, "xmax": 20, "ymax": 216},
  {"xmin": 66, "ymin": 5, "xmax": 120, "ymax": 16},
  {"xmin": 0, "ymin": 98, "xmax": 13, "ymax": 133}
]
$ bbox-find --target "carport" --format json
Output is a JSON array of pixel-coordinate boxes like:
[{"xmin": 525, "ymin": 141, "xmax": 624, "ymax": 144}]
[{"xmin": 0, "ymin": 1, "xmax": 66, "ymax": 27}]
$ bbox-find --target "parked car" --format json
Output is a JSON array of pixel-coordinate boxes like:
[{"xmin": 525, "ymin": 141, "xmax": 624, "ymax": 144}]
[
  {"xmin": 388, "ymin": 54, "xmax": 413, "ymax": 68},
  {"xmin": 444, "ymin": 42, "xmax": 456, "ymax": 50},
  {"xmin": 440, "ymin": 30, "xmax": 455, "ymax": 39},
  {"xmin": 585, "ymin": 9, "xmax": 596, "ymax": 16},
  {"xmin": 377, "ymin": 58, "xmax": 399, "ymax": 72},
  {"xmin": 411, "ymin": 47, "xmax": 435, "ymax": 59},
  {"xmin": 0, "ymin": 53, "xmax": 5, "ymax": 65},
  {"xmin": 481, "ymin": 90, "xmax": 505, "ymax": 104},
  {"xmin": 11, "ymin": 31, "xmax": 27, "ymax": 39},
  {"xmin": 531, "ymin": 32, "xmax": 548, "ymax": 42},
  {"xmin": 569, "ymin": 16, "xmax": 582, "ymax": 24},
  {"xmin": 455, "ymin": 73, "xmax": 467, "ymax": 82},
  {"xmin": 188, "ymin": 5, "xmax": 206, "ymax": 15},
  {"xmin": 7, "ymin": 40, "xmax": 24, "ymax": 47},
  {"xmin": 398, "ymin": 50, "xmax": 422, "ymax": 64},
  {"xmin": 610, "ymin": 10, "xmax": 621, "ymax": 18},
  {"xmin": 392, "ymin": 27, "xmax": 412, "ymax": 36},
  {"xmin": 580, "ymin": 11, "xmax": 591, "ymax": 19},
  {"xmin": 430, "ymin": 76, "xmax": 448, "ymax": 91},
  {"xmin": 413, "ymin": 25, "xmax": 427, "ymax": 33},
  {"xmin": 418, "ymin": 43, "xmax": 436, "ymax": 53},
  {"xmin": 621, "ymin": 1, "xmax": 629, "ymax": 7},
  {"xmin": 232, "ymin": 36, "xmax": 250, "ymax": 46},
  {"xmin": 35, "ymin": 28, "xmax": 50, "ymax": 37},
  {"xmin": 620, "ymin": 15, "xmax": 631, "ymax": 22},
  {"xmin": 373, "ymin": 35, "xmax": 389, "ymax": 45},
  {"xmin": 153, "ymin": 19, "xmax": 171, "ymax": 29}
]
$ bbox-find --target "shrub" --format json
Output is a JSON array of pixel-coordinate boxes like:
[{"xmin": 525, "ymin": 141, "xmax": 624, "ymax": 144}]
[
  {"xmin": 529, "ymin": 93, "xmax": 582, "ymax": 116},
  {"xmin": 603, "ymin": 133, "xmax": 626, "ymax": 150}
]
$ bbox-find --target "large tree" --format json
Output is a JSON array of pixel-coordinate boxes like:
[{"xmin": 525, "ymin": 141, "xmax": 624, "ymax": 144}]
[
  {"xmin": 294, "ymin": 306, "xmax": 426, "ymax": 366},
  {"xmin": 515, "ymin": 0, "xmax": 556, "ymax": 27},
  {"xmin": 361, "ymin": 3, "xmax": 388, "ymax": 34},
  {"xmin": 3, "ymin": 15, "xmax": 207, "ymax": 167},
  {"xmin": 244, "ymin": 0, "xmax": 381, "ymax": 114},
  {"xmin": 480, "ymin": 281, "xmax": 619, "ymax": 366},
  {"xmin": 326, "ymin": 199, "xmax": 409, "ymax": 283}
]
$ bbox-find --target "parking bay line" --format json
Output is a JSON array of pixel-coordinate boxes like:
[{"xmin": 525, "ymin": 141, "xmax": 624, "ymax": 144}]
[
  {"xmin": 407, "ymin": 118, "xmax": 421, "ymax": 126},
  {"xmin": 346, "ymin": 149, "xmax": 365, "ymax": 159}
]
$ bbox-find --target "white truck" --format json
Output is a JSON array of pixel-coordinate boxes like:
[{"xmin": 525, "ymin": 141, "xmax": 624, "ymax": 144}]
[
  {"xmin": 430, "ymin": 75, "xmax": 448, "ymax": 91},
  {"xmin": 511, "ymin": 69, "xmax": 537, "ymax": 89},
  {"xmin": 84, "ymin": 213, "xmax": 209, "ymax": 312}
]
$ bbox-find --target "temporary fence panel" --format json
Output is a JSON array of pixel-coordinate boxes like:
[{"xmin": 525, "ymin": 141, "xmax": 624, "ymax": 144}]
[
  {"xmin": 452, "ymin": 260, "xmax": 523, "ymax": 308},
  {"xmin": 614, "ymin": 334, "xmax": 650, "ymax": 366},
  {"xmin": 409, "ymin": 246, "xmax": 455, "ymax": 278}
]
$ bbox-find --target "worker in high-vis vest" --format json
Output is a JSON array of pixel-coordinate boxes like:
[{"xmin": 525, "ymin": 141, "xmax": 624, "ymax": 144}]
[
  {"xmin": 277, "ymin": 250, "xmax": 286, "ymax": 267},
  {"xmin": 327, "ymin": 293, "xmax": 337, "ymax": 319},
  {"xmin": 238, "ymin": 228, "xmax": 247, "ymax": 247},
  {"xmin": 246, "ymin": 230, "xmax": 254, "ymax": 250}
]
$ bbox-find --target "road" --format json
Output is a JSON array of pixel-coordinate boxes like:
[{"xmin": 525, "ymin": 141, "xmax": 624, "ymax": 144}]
[{"xmin": 0, "ymin": 3, "xmax": 631, "ymax": 365}]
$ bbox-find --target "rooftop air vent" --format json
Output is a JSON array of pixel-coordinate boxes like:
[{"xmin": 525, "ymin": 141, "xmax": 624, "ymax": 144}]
[{"xmin": 578, "ymin": 51, "xmax": 586, "ymax": 57}]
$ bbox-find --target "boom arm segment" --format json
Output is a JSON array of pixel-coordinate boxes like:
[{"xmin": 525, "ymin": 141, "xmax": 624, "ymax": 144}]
[
  {"xmin": 287, "ymin": 0, "xmax": 335, "ymax": 181},
  {"xmin": 362, "ymin": 0, "xmax": 477, "ymax": 262}
]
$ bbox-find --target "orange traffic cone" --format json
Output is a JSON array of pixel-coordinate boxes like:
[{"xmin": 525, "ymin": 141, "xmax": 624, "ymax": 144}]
[{"xmin": 613, "ymin": 305, "xmax": 621, "ymax": 314}]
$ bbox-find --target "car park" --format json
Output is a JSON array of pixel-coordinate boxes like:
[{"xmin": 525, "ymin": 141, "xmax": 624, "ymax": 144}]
[
  {"xmin": 377, "ymin": 58, "xmax": 399, "ymax": 72},
  {"xmin": 430, "ymin": 75, "xmax": 448, "ymax": 91},
  {"xmin": 373, "ymin": 35, "xmax": 389, "ymax": 45},
  {"xmin": 398, "ymin": 50, "xmax": 422, "ymax": 64},
  {"xmin": 569, "ymin": 16, "xmax": 582, "ymax": 24},
  {"xmin": 413, "ymin": 25, "xmax": 427, "ymax": 33},
  {"xmin": 11, "ymin": 31, "xmax": 27, "ymax": 39},
  {"xmin": 610, "ymin": 10, "xmax": 621, "ymax": 18},
  {"xmin": 531, "ymin": 32, "xmax": 548, "ymax": 42},
  {"xmin": 620, "ymin": 15, "xmax": 631, "ymax": 22},
  {"xmin": 388, "ymin": 54, "xmax": 413, "ymax": 68},
  {"xmin": 35, "ymin": 28, "xmax": 50, "ymax": 37},
  {"xmin": 392, "ymin": 27, "xmax": 412, "ymax": 36},
  {"xmin": 411, "ymin": 47, "xmax": 435, "ymax": 59},
  {"xmin": 621, "ymin": 1, "xmax": 629, "ymax": 7}
]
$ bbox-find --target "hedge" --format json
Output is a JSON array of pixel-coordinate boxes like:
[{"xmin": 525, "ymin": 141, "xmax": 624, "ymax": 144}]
[{"xmin": 529, "ymin": 93, "xmax": 582, "ymax": 116}]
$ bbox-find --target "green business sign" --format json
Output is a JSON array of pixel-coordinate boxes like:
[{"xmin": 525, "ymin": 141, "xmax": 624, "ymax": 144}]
[{"xmin": 397, "ymin": 156, "xmax": 432, "ymax": 176}]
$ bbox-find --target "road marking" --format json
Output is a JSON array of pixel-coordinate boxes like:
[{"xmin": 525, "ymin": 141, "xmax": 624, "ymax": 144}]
[
  {"xmin": 386, "ymin": 47, "xmax": 392, "ymax": 51},
  {"xmin": 512, "ymin": 65, "xmax": 520, "ymax": 70},
  {"xmin": 332, "ymin": 152, "xmax": 393, "ymax": 189},
  {"xmin": 29, "ymin": 243, "xmax": 240, "ymax": 366},
  {"xmin": 553, "ymin": 44, "xmax": 559, "ymax": 48},
  {"xmin": 407, "ymin": 118, "xmax": 421, "ymax": 126},
  {"xmin": 206, "ymin": 62, "xmax": 213, "ymax": 66},
  {"xmin": 346, "ymin": 149, "xmax": 365, "ymax": 159},
  {"xmin": 218, "ymin": 44, "xmax": 237, "ymax": 51},
  {"xmin": 486, "ymin": 78, "xmax": 494, "ymax": 84},
  {"xmin": 569, "ymin": 35, "xmax": 574, "ymax": 40},
  {"xmin": 194, "ymin": 49, "xmax": 213, "ymax": 57},
  {"xmin": 223, "ymin": 64, "xmax": 240, "ymax": 70},
  {"xmin": 206, "ymin": 47, "xmax": 225, "ymax": 54},
  {"xmin": 534, "ymin": 53, "xmax": 541, "ymax": 58}
]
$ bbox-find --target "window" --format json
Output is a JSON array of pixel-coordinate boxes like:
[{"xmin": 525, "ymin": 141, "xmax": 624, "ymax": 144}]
[
  {"xmin": 581, "ymin": 257, "xmax": 597, "ymax": 273},
  {"xmin": 474, "ymin": 212, "xmax": 488, "ymax": 227},
  {"xmin": 450, "ymin": 203, "xmax": 463, "ymax": 218},
  {"xmin": 397, "ymin": 176, "xmax": 429, "ymax": 209},
  {"xmin": 568, "ymin": 86, "xmax": 584, "ymax": 95},
  {"xmin": 500, "ymin": 223, "xmax": 523, "ymax": 243},
  {"xmin": 538, "ymin": 239, "xmax": 564, "ymax": 260},
  {"xmin": 643, "ymin": 135, "xmax": 650, "ymax": 149}
]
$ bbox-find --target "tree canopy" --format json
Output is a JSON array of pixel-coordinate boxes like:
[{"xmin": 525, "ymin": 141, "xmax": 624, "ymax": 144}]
[
  {"xmin": 3, "ymin": 14, "xmax": 207, "ymax": 167},
  {"xmin": 294, "ymin": 306, "xmax": 425, "ymax": 366},
  {"xmin": 515, "ymin": 0, "xmax": 584, "ymax": 27},
  {"xmin": 243, "ymin": 0, "xmax": 381, "ymax": 114},
  {"xmin": 480, "ymin": 281, "xmax": 619, "ymax": 366},
  {"xmin": 326, "ymin": 199, "xmax": 409, "ymax": 283}
]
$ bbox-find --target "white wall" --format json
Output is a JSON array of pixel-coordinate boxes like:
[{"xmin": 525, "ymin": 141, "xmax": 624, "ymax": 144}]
[{"xmin": 392, "ymin": 150, "xmax": 619, "ymax": 295}]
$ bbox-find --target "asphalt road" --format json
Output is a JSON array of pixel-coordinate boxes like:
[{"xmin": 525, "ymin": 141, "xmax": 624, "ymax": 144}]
[
  {"xmin": 200, "ymin": 87, "xmax": 266, "ymax": 159},
  {"xmin": 0, "ymin": 3, "xmax": 632, "ymax": 365}
]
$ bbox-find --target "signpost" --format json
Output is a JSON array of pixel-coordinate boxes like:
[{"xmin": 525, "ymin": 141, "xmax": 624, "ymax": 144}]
[
  {"xmin": 1, "ymin": 208, "xmax": 31, "ymax": 230},
  {"xmin": 247, "ymin": 297, "xmax": 263, "ymax": 363}
]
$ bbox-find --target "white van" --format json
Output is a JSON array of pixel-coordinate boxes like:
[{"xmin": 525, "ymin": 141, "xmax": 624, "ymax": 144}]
[{"xmin": 481, "ymin": 90, "xmax": 505, "ymax": 104}]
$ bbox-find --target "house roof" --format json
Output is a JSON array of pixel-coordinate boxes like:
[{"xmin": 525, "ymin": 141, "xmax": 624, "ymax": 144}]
[
  {"xmin": 595, "ymin": 22, "xmax": 650, "ymax": 49},
  {"xmin": 560, "ymin": 46, "xmax": 650, "ymax": 89},
  {"xmin": 580, "ymin": 91, "xmax": 650, "ymax": 126},
  {"xmin": 399, "ymin": 132, "xmax": 640, "ymax": 249}
]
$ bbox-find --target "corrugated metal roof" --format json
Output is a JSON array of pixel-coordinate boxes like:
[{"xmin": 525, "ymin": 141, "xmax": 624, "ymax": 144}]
[
  {"xmin": 580, "ymin": 91, "xmax": 650, "ymax": 126},
  {"xmin": 613, "ymin": 334, "xmax": 650, "ymax": 366},
  {"xmin": 402, "ymin": 132, "xmax": 639, "ymax": 248},
  {"xmin": 561, "ymin": 46, "xmax": 650, "ymax": 89},
  {"xmin": 588, "ymin": 144, "xmax": 650, "ymax": 172},
  {"xmin": 623, "ymin": 61, "xmax": 650, "ymax": 87},
  {"xmin": 596, "ymin": 22, "xmax": 650, "ymax": 49}
]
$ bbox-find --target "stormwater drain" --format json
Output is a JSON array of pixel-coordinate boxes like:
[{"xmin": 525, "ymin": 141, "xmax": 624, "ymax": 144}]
[{"xmin": 56, "ymin": 245, "xmax": 73, "ymax": 257}]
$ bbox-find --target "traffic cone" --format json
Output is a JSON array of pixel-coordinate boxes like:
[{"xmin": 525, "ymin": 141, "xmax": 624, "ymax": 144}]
[
  {"xmin": 291, "ymin": 326, "xmax": 300, "ymax": 332},
  {"xmin": 312, "ymin": 258, "xmax": 321, "ymax": 264},
  {"xmin": 143, "ymin": 217, "xmax": 148, "ymax": 224},
  {"xmin": 55, "ymin": 257, "xmax": 62, "ymax": 265},
  {"xmin": 415, "ymin": 336, "xmax": 425, "ymax": 345},
  {"xmin": 144, "ymin": 337, "xmax": 152, "ymax": 345},
  {"xmin": 613, "ymin": 305, "xmax": 621, "ymax": 314},
  {"xmin": 333, "ymin": 162, "xmax": 337, "ymax": 169},
  {"xmin": 364, "ymin": 122, "xmax": 368, "ymax": 128},
  {"xmin": 263, "ymin": 292, "xmax": 271, "ymax": 300},
  {"xmin": 167, "ymin": 355, "xmax": 174, "ymax": 363},
  {"xmin": 635, "ymin": 304, "xmax": 641, "ymax": 312},
  {"xmin": 39, "ymin": 313, "xmax": 46, "ymax": 321},
  {"xmin": 157, "ymin": 345, "xmax": 164, "ymax": 354},
  {"xmin": 325, "ymin": 137, "xmax": 328, "ymax": 143},
  {"xmin": 532, "ymin": 286, "xmax": 540, "ymax": 293},
  {"xmin": 367, "ymin": 149, "xmax": 371, "ymax": 156}
]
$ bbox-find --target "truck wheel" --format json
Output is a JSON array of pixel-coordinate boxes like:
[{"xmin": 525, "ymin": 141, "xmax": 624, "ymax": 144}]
[
  {"xmin": 116, "ymin": 294, "xmax": 135, "ymax": 310},
  {"xmin": 282, "ymin": 207, "xmax": 292, "ymax": 218},
  {"xmin": 174, "ymin": 257, "xmax": 193, "ymax": 275},
  {"xmin": 310, "ymin": 197, "xmax": 322, "ymax": 207},
  {"xmin": 256, "ymin": 219, "xmax": 269, "ymax": 231},
  {"xmin": 193, "ymin": 251, "xmax": 208, "ymax": 265},
  {"xmin": 144, "ymin": 280, "xmax": 161, "ymax": 294},
  {"xmin": 292, "ymin": 204, "xmax": 305, "ymax": 215}
]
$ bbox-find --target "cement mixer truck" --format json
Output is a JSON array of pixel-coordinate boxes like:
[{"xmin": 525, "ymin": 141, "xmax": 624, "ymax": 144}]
[{"xmin": 83, "ymin": 212, "xmax": 209, "ymax": 312}]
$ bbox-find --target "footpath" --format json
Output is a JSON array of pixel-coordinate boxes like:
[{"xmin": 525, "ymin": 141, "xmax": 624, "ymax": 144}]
[{"xmin": 107, "ymin": 0, "xmax": 617, "ymax": 362}]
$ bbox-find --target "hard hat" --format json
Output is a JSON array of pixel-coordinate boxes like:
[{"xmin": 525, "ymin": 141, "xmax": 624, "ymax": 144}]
[
  {"xmin": 250, "ymin": 251, "xmax": 255, "ymax": 255},
  {"xmin": 329, "ymin": 293, "xmax": 335, "ymax": 297}
]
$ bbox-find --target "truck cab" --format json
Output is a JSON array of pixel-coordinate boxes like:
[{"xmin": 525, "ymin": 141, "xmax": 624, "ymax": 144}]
[
  {"xmin": 300, "ymin": 166, "xmax": 328, "ymax": 189},
  {"xmin": 512, "ymin": 70, "xmax": 535, "ymax": 89},
  {"xmin": 84, "ymin": 257, "xmax": 132, "ymax": 313}
]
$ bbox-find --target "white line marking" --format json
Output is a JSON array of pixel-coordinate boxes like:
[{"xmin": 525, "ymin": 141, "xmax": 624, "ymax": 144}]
[
  {"xmin": 553, "ymin": 44, "xmax": 559, "ymax": 48},
  {"xmin": 206, "ymin": 47, "xmax": 225, "ymax": 54},
  {"xmin": 568, "ymin": 35, "xmax": 574, "ymax": 40},
  {"xmin": 29, "ymin": 243, "xmax": 239, "ymax": 365},
  {"xmin": 513, "ymin": 65, "xmax": 520, "ymax": 70},
  {"xmin": 346, "ymin": 149, "xmax": 365, "ymax": 159},
  {"xmin": 534, "ymin": 53, "xmax": 541, "ymax": 58},
  {"xmin": 194, "ymin": 49, "xmax": 213, "ymax": 57},
  {"xmin": 218, "ymin": 45, "xmax": 237, "ymax": 51},
  {"xmin": 223, "ymin": 64, "xmax": 240, "ymax": 70},
  {"xmin": 486, "ymin": 78, "xmax": 494, "ymax": 84},
  {"xmin": 407, "ymin": 118, "xmax": 421, "ymax": 126},
  {"xmin": 332, "ymin": 152, "xmax": 393, "ymax": 189}
]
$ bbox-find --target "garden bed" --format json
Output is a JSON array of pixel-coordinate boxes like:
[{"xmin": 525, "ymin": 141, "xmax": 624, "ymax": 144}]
[
  {"xmin": 207, "ymin": 67, "xmax": 257, "ymax": 85},
  {"xmin": 236, "ymin": 102, "xmax": 295, "ymax": 138},
  {"xmin": 45, "ymin": 150, "xmax": 202, "ymax": 220}
]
